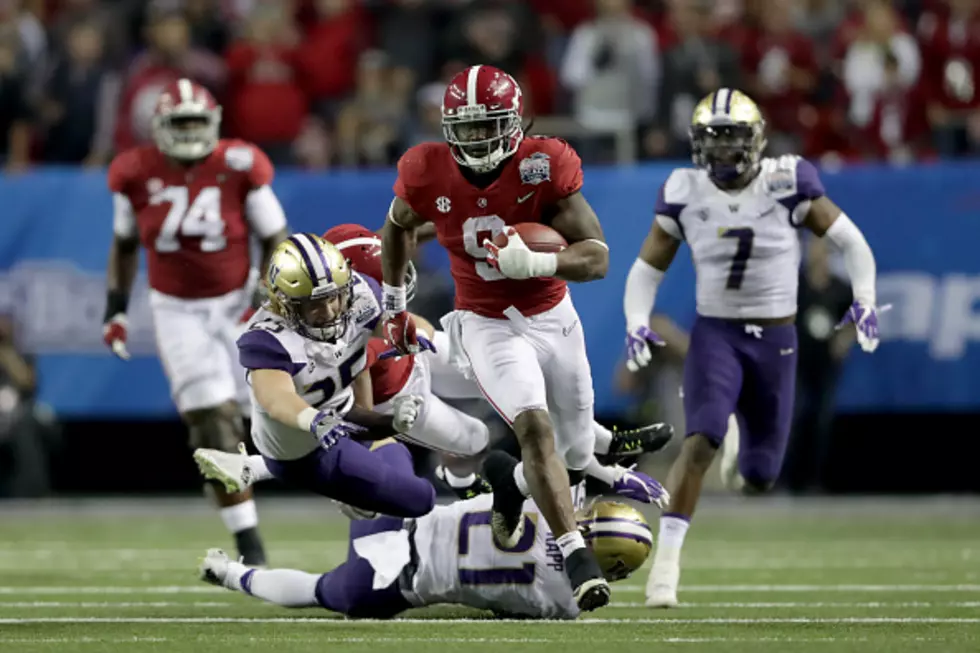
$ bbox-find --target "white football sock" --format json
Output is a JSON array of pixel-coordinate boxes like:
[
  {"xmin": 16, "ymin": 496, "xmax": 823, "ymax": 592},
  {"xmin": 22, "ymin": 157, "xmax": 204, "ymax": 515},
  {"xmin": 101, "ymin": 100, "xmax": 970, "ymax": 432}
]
[
  {"xmin": 219, "ymin": 500, "xmax": 258, "ymax": 534},
  {"xmin": 655, "ymin": 515, "xmax": 691, "ymax": 562},
  {"xmin": 246, "ymin": 455, "xmax": 274, "ymax": 483},
  {"xmin": 226, "ymin": 562, "xmax": 319, "ymax": 608},
  {"xmin": 592, "ymin": 422, "xmax": 613, "ymax": 455},
  {"xmin": 513, "ymin": 462, "xmax": 531, "ymax": 497}
]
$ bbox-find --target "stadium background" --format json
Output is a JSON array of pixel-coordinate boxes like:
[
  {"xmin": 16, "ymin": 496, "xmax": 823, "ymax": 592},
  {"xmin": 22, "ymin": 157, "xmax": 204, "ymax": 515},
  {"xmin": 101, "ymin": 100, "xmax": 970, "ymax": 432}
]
[{"xmin": 1, "ymin": 0, "xmax": 979, "ymax": 497}]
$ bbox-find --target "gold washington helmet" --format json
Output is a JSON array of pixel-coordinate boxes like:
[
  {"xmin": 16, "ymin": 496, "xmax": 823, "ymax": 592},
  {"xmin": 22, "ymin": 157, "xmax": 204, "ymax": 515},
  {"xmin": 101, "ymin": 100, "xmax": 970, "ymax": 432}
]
[
  {"xmin": 577, "ymin": 501, "xmax": 653, "ymax": 582},
  {"xmin": 265, "ymin": 233, "xmax": 355, "ymax": 342},
  {"xmin": 690, "ymin": 88, "xmax": 768, "ymax": 183}
]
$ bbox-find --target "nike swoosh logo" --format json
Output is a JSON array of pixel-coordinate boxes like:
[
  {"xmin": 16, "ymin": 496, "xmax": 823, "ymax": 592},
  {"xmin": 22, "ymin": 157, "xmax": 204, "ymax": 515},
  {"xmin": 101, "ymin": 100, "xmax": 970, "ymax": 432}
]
[
  {"xmin": 780, "ymin": 348, "xmax": 795, "ymax": 355},
  {"xmin": 517, "ymin": 192, "xmax": 535, "ymax": 204},
  {"xmin": 562, "ymin": 320, "xmax": 579, "ymax": 336},
  {"xmin": 760, "ymin": 206, "xmax": 776, "ymax": 217}
]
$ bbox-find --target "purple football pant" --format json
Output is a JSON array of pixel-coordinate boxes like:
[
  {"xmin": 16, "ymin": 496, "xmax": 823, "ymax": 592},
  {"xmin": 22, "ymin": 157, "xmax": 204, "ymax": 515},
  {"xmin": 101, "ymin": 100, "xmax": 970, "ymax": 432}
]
[
  {"xmin": 683, "ymin": 316, "xmax": 798, "ymax": 487},
  {"xmin": 264, "ymin": 437, "xmax": 436, "ymax": 518},
  {"xmin": 315, "ymin": 440, "xmax": 416, "ymax": 619}
]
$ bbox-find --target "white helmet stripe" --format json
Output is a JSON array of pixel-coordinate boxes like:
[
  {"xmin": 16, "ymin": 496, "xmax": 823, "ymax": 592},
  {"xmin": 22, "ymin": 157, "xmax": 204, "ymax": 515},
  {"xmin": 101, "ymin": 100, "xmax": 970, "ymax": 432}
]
[
  {"xmin": 334, "ymin": 237, "xmax": 380, "ymax": 250},
  {"xmin": 588, "ymin": 520, "xmax": 654, "ymax": 545},
  {"xmin": 290, "ymin": 233, "xmax": 330, "ymax": 287},
  {"xmin": 713, "ymin": 88, "xmax": 731, "ymax": 116},
  {"xmin": 466, "ymin": 65, "xmax": 482, "ymax": 107},
  {"xmin": 178, "ymin": 78, "xmax": 194, "ymax": 103}
]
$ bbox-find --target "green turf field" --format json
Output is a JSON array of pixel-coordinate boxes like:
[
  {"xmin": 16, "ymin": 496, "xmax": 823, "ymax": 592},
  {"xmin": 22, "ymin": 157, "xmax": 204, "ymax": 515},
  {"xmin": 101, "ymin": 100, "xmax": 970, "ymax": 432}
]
[{"xmin": 0, "ymin": 496, "xmax": 977, "ymax": 653}]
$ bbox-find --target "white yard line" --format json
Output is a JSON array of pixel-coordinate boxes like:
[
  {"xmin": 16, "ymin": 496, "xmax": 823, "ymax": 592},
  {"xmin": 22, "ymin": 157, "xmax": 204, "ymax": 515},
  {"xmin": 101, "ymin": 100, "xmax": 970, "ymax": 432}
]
[
  {"xmin": 0, "ymin": 601, "xmax": 231, "ymax": 608},
  {"xmin": 0, "ymin": 617, "xmax": 977, "ymax": 625},
  {"xmin": 3, "ymin": 583, "xmax": 980, "ymax": 595}
]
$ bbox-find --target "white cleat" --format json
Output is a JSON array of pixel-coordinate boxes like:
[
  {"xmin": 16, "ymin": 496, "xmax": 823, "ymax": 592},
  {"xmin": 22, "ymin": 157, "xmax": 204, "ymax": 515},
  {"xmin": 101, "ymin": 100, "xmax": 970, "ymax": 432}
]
[
  {"xmin": 645, "ymin": 559, "xmax": 680, "ymax": 608},
  {"xmin": 719, "ymin": 414, "xmax": 745, "ymax": 493},
  {"xmin": 194, "ymin": 443, "xmax": 253, "ymax": 493},
  {"xmin": 199, "ymin": 548, "xmax": 231, "ymax": 586}
]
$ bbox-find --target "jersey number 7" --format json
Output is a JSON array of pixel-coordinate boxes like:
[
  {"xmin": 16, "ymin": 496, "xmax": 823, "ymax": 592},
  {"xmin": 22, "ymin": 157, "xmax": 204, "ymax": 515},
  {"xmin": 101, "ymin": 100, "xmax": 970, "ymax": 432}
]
[
  {"xmin": 720, "ymin": 227, "xmax": 754, "ymax": 290},
  {"xmin": 457, "ymin": 510, "xmax": 536, "ymax": 585}
]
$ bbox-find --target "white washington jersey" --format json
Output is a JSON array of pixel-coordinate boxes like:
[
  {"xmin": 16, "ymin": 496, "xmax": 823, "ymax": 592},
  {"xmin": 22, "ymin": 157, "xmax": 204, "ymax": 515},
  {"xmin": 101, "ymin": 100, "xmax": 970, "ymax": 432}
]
[
  {"xmin": 236, "ymin": 272, "xmax": 384, "ymax": 460},
  {"xmin": 655, "ymin": 155, "xmax": 826, "ymax": 320},
  {"xmin": 410, "ymin": 485, "xmax": 587, "ymax": 619}
]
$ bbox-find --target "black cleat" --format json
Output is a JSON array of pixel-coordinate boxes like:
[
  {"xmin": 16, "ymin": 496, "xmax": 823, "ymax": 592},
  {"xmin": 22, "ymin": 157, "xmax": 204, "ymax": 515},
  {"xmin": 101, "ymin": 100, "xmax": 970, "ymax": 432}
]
[
  {"xmin": 566, "ymin": 547, "xmax": 611, "ymax": 611},
  {"xmin": 604, "ymin": 422, "xmax": 675, "ymax": 464},
  {"xmin": 481, "ymin": 451, "xmax": 527, "ymax": 549},
  {"xmin": 435, "ymin": 465, "xmax": 493, "ymax": 500},
  {"xmin": 234, "ymin": 527, "xmax": 267, "ymax": 567}
]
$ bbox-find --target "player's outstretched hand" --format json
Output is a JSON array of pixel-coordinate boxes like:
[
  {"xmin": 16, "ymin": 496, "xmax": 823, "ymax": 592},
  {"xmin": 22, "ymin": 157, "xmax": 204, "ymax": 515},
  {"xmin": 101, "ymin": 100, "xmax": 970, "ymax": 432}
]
[
  {"xmin": 309, "ymin": 411, "xmax": 366, "ymax": 449},
  {"xmin": 625, "ymin": 325, "xmax": 665, "ymax": 372},
  {"xmin": 391, "ymin": 394, "xmax": 424, "ymax": 434},
  {"xmin": 483, "ymin": 227, "xmax": 555, "ymax": 280},
  {"xmin": 102, "ymin": 313, "xmax": 131, "ymax": 361},
  {"xmin": 611, "ymin": 465, "xmax": 670, "ymax": 509},
  {"xmin": 378, "ymin": 335, "xmax": 436, "ymax": 361},
  {"xmin": 836, "ymin": 301, "xmax": 890, "ymax": 353}
]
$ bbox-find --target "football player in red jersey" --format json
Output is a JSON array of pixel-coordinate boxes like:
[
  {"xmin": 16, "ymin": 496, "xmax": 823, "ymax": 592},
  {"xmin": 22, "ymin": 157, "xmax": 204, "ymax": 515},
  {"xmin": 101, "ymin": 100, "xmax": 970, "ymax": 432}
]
[
  {"xmin": 102, "ymin": 79, "xmax": 289, "ymax": 565},
  {"xmin": 380, "ymin": 65, "xmax": 623, "ymax": 611},
  {"xmin": 327, "ymin": 223, "xmax": 674, "ymax": 501}
]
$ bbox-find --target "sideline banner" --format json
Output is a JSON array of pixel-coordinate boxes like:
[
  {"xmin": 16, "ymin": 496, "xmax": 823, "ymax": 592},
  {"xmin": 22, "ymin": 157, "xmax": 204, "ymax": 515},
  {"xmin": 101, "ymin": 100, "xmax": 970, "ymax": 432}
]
[{"xmin": 1, "ymin": 164, "xmax": 976, "ymax": 416}]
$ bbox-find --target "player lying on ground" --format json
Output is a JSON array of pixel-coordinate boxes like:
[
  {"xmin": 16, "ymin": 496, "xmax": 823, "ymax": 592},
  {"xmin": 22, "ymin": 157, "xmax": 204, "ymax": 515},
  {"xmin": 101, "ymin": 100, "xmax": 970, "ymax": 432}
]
[
  {"xmin": 381, "ymin": 65, "xmax": 622, "ymax": 611},
  {"xmin": 200, "ymin": 439, "xmax": 652, "ymax": 620},
  {"xmin": 224, "ymin": 234, "xmax": 437, "ymax": 519},
  {"xmin": 622, "ymin": 89, "xmax": 882, "ymax": 608},
  {"xmin": 330, "ymin": 223, "xmax": 676, "ymax": 494},
  {"xmin": 103, "ymin": 79, "xmax": 290, "ymax": 565}
]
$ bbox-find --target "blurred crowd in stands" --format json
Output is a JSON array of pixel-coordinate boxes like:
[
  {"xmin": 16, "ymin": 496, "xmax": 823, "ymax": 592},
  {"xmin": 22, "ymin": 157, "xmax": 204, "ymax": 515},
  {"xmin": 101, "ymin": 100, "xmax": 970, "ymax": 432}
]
[{"xmin": 1, "ymin": 0, "xmax": 979, "ymax": 170}]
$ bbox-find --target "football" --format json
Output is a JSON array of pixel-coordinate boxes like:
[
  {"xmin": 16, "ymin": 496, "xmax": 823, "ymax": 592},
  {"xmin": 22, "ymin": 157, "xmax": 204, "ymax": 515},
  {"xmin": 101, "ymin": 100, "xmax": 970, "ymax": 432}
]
[{"xmin": 493, "ymin": 223, "xmax": 568, "ymax": 253}]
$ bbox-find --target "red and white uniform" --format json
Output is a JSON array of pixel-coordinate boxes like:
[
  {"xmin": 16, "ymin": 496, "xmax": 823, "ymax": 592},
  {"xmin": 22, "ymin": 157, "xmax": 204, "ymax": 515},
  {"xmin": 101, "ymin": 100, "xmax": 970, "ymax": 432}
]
[
  {"xmin": 109, "ymin": 139, "xmax": 287, "ymax": 412},
  {"xmin": 394, "ymin": 131, "xmax": 596, "ymax": 470},
  {"xmin": 365, "ymin": 337, "xmax": 488, "ymax": 457}
]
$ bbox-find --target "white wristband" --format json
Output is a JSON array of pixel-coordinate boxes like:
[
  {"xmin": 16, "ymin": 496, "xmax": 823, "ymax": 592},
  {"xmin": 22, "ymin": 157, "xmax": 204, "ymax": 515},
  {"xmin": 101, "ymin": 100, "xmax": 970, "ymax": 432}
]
[
  {"xmin": 530, "ymin": 252, "xmax": 558, "ymax": 278},
  {"xmin": 382, "ymin": 282, "xmax": 407, "ymax": 313},
  {"xmin": 297, "ymin": 407, "xmax": 320, "ymax": 433}
]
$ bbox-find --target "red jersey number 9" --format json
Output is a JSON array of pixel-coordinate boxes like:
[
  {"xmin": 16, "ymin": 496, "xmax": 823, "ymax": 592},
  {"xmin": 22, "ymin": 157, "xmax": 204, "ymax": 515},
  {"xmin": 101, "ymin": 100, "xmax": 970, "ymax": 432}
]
[{"xmin": 462, "ymin": 215, "xmax": 506, "ymax": 281}]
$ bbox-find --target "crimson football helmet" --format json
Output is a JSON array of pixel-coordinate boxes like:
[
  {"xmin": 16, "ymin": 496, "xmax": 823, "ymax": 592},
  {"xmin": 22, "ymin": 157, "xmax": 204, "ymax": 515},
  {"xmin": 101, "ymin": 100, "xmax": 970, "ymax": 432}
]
[
  {"xmin": 152, "ymin": 78, "xmax": 221, "ymax": 161},
  {"xmin": 323, "ymin": 224, "xmax": 418, "ymax": 303},
  {"xmin": 442, "ymin": 65, "xmax": 524, "ymax": 173}
]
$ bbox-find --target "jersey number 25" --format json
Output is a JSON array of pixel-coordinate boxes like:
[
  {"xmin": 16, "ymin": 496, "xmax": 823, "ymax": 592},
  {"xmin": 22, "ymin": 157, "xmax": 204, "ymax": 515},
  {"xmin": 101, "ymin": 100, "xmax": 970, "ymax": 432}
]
[{"xmin": 151, "ymin": 186, "xmax": 227, "ymax": 253}]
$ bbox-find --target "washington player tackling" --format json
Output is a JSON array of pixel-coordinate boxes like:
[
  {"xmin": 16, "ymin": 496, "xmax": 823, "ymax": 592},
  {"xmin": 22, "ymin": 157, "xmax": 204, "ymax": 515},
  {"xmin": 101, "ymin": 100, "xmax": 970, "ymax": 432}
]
[
  {"xmin": 622, "ymin": 88, "xmax": 882, "ymax": 608},
  {"xmin": 199, "ymin": 439, "xmax": 653, "ymax": 620},
  {"xmin": 103, "ymin": 78, "xmax": 289, "ymax": 565}
]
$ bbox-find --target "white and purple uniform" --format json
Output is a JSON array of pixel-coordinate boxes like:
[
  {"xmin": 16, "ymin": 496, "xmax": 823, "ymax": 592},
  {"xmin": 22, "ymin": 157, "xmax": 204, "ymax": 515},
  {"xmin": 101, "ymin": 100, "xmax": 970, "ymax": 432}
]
[
  {"xmin": 656, "ymin": 155, "xmax": 825, "ymax": 486},
  {"xmin": 236, "ymin": 272, "xmax": 383, "ymax": 461}
]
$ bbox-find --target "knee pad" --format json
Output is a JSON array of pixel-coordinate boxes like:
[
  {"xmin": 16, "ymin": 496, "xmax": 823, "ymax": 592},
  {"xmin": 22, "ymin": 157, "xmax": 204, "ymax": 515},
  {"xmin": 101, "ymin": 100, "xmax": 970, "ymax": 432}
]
[
  {"xmin": 559, "ymin": 440, "xmax": 593, "ymax": 473},
  {"xmin": 185, "ymin": 402, "xmax": 244, "ymax": 452}
]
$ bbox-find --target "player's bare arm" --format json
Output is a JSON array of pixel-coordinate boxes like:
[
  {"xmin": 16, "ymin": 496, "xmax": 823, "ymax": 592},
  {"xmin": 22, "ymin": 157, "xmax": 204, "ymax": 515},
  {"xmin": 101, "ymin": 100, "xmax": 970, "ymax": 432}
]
[
  {"xmin": 382, "ymin": 197, "xmax": 428, "ymax": 287},
  {"xmin": 801, "ymin": 195, "xmax": 880, "ymax": 351},
  {"xmin": 352, "ymin": 368, "xmax": 374, "ymax": 410},
  {"xmin": 376, "ymin": 220, "xmax": 437, "ymax": 244},
  {"xmin": 250, "ymin": 368, "xmax": 321, "ymax": 430},
  {"xmin": 548, "ymin": 192, "xmax": 610, "ymax": 282},
  {"xmin": 106, "ymin": 234, "xmax": 140, "ymax": 308}
]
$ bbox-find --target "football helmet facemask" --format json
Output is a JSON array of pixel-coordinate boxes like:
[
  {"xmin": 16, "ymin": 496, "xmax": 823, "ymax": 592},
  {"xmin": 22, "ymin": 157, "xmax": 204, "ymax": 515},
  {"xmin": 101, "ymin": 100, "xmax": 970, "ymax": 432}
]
[
  {"xmin": 152, "ymin": 78, "xmax": 221, "ymax": 161},
  {"xmin": 690, "ymin": 88, "xmax": 767, "ymax": 184},
  {"xmin": 266, "ymin": 234, "xmax": 354, "ymax": 342},
  {"xmin": 442, "ymin": 65, "xmax": 524, "ymax": 173}
]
